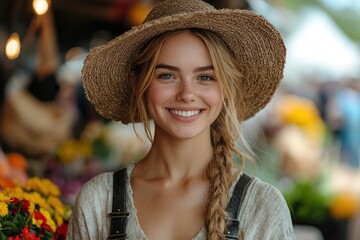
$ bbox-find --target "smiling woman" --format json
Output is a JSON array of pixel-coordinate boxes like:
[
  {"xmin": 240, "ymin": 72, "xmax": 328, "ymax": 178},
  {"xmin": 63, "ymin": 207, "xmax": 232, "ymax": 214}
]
[
  {"xmin": 66, "ymin": 0, "xmax": 294, "ymax": 239},
  {"xmin": 144, "ymin": 31, "xmax": 222, "ymax": 141}
]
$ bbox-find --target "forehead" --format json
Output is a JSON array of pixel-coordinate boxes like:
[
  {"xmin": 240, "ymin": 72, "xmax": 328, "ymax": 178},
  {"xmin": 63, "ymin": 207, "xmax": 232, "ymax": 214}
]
[{"xmin": 156, "ymin": 31, "xmax": 213, "ymax": 67}]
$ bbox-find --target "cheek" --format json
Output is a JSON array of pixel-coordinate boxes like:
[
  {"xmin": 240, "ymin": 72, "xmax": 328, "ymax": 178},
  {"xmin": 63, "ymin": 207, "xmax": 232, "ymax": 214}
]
[
  {"xmin": 145, "ymin": 83, "xmax": 171, "ymax": 115},
  {"xmin": 146, "ymin": 83, "xmax": 163, "ymax": 105},
  {"xmin": 206, "ymin": 87, "xmax": 223, "ymax": 111}
]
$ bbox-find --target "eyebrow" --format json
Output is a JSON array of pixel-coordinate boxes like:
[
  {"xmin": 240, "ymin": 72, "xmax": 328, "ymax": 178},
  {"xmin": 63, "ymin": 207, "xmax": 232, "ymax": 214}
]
[
  {"xmin": 155, "ymin": 63, "xmax": 214, "ymax": 72},
  {"xmin": 155, "ymin": 64, "xmax": 179, "ymax": 71}
]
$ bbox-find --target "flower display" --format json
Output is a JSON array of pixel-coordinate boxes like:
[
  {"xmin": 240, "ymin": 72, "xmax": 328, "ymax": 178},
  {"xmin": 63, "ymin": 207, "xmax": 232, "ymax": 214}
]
[
  {"xmin": 284, "ymin": 178, "xmax": 359, "ymax": 222},
  {"xmin": 283, "ymin": 177, "xmax": 359, "ymax": 239},
  {"xmin": 0, "ymin": 177, "xmax": 70, "ymax": 239}
]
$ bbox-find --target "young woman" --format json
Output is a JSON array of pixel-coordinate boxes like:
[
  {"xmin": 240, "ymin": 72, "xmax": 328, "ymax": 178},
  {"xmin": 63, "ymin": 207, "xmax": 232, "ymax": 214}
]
[{"xmin": 67, "ymin": 0, "xmax": 295, "ymax": 239}]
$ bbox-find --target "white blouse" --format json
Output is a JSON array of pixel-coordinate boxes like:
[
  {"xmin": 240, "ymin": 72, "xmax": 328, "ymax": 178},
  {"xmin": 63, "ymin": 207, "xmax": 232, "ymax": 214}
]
[{"xmin": 66, "ymin": 163, "xmax": 295, "ymax": 239}]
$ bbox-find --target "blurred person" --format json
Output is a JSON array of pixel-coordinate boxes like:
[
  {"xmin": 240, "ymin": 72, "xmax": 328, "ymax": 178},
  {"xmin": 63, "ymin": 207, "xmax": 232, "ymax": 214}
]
[
  {"xmin": 0, "ymin": 9, "xmax": 76, "ymax": 157},
  {"xmin": 26, "ymin": 7, "xmax": 60, "ymax": 103},
  {"xmin": 66, "ymin": 0, "xmax": 295, "ymax": 239},
  {"xmin": 326, "ymin": 80, "xmax": 360, "ymax": 168}
]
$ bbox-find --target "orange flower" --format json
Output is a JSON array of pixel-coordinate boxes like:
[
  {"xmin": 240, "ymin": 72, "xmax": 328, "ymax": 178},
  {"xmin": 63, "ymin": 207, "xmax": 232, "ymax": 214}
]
[
  {"xmin": 6, "ymin": 152, "xmax": 27, "ymax": 170},
  {"xmin": 329, "ymin": 192, "xmax": 359, "ymax": 219},
  {"xmin": 0, "ymin": 178, "xmax": 16, "ymax": 189}
]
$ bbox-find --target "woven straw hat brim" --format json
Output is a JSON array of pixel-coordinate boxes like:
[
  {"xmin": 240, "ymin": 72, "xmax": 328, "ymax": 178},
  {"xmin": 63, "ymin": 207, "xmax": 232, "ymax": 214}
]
[{"xmin": 82, "ymin": 9, "xmax": 286, "ymax": 124}]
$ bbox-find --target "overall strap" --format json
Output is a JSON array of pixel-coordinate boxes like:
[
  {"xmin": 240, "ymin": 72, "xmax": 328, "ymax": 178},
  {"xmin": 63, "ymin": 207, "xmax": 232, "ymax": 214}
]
[
  {"xmin": 108, "ymin": 168, "xmax": 129, "ymax": 240},
  {"xmin": 225, "ymin": 173, "xmax": 253, "ymax": 240},
  {"xmin": 108, "ymin": 169, "xmax": 252, "ymax": 240}
]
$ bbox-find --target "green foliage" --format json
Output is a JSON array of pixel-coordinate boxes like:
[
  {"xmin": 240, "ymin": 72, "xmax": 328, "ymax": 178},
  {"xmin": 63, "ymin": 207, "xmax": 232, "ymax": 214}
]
[{"xmin": 283, "ymin": 179, "xmax": 332, "ymax": 223}]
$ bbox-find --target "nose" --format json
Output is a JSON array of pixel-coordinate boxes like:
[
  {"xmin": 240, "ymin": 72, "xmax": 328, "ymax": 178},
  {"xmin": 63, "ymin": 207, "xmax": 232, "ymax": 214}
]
[{"xmin": 176, "ymin": 81, "xmax": 196, "ymax": 103}]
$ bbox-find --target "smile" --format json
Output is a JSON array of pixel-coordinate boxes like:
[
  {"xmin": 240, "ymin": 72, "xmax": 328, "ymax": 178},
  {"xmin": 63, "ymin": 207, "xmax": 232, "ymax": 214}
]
[{"xmin": 168, "ymin": 109, "xmax": 202, "ymax": 117}]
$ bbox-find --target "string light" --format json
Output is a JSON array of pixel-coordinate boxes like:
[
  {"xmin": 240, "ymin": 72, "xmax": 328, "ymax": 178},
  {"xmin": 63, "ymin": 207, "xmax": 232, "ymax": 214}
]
[
  {"xmin": 33, "ymin": 0, "xmax": 49, "ymax": 15},
  {"xmin": 5, "ymin": 33, "xmax": 21, "ymax": 60}
]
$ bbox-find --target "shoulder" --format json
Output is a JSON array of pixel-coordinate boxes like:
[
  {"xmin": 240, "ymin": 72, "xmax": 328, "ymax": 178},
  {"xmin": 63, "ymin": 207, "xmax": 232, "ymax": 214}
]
[
  {"xmin": 244, "ymin": 177, "xmax": 290, "ymax": 217},
  {"xmin": 75, "ymin": 164, "xmax": 134, "ymax": 205},
  {"xmin": 71, "ymin": 172, "xmax": 114, "ymax": 217},
  {"xmin": 77, "ymin": 164, "xmax": 133, "ymax": 197},
  {"xmin": 66, "ymin": 172, "xmax": 114, "ymax": 239},
  {"xmin": 248, "ymin": 177, "xmax": 286, "ymax": 204},
  {"xmin": 66, "ymin": 168, "xmax": 132, "ymax": 240},
  {"xmin": 77, "ymin": 172, "xmax": 113, "ymax": 200},
  {"xmin": 239, "ymin": 176, "xmax": 295, "ymax": 239}
]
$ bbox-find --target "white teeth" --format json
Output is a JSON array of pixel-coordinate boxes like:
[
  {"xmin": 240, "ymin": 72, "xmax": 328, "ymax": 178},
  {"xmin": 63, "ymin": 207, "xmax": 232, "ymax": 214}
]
[{"xmin": 170, "ymin": 109, "xmax": 201, "ymax": 117}]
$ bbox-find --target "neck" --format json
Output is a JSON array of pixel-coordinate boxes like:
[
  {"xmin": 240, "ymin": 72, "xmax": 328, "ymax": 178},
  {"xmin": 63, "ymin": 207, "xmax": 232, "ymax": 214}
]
[{"xmin": 139, "ymin": 128, "xmax": 213, "ymax": 181}]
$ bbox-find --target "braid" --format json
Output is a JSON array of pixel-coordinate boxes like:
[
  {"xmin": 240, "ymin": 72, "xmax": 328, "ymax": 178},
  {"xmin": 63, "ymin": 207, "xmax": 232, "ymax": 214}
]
[{"xmin": 206, "ymin": 122, "xmax": 234, "ymax": 240}]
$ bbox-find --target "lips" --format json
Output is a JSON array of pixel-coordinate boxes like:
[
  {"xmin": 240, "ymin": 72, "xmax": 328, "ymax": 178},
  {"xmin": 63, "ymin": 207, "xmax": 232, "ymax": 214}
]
[{"xmin": 168, "ymin": 109, "xmax": 202, "ymax": 117}]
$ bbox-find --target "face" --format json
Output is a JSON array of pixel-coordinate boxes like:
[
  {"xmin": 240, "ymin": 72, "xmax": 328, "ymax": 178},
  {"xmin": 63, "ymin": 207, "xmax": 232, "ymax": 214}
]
[{"xmin": 146, "ymin": 31, "xmax": 223, "ymax": 140}]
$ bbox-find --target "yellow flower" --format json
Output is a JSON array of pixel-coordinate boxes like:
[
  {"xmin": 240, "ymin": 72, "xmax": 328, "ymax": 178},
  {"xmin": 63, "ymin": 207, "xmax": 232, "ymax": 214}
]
[
  {"xmin": 26, "ymin": 177, "xmax": 48, "ymax": 196},
  {"xmin": 47, "ymin": 196, "xmax": 62, "ymax": 208},
  {"xmin": 26, "ymin": 177, "xmax": 60, "ymax": 197},
  {"xmin": 0, "ymin": 201, "xmax": 8, "ymax": 216},
  {"xmin": 42, "ymin": 179, "xmax": 60, "ymax": 197},
  {"xmin": 29, "ymin": 201, "xmax": 35, "ymax": 215},
  {"xmin": 24, "ymin": 192, "xmax": 48, "ymax": 211},
  {"xmin": 48, "ymin": 196, "xmax": 65, "ymax": 215},
  {"xmin": 0, "ymin": 192, "xmax": 10, "ymax": 202},
  {"xmin": 3, "ymin": 186, "xmax": 24, "ymax": 200},
  {"xmin": 40, "ymin": 208, "xmax": 57, "ymax": 232},
  {"xmin": 2, "ymin": 175, "xmax": 69, "ymax": 236},
  {"xmin": 275, "ymin": 94, "xmax": 325, "ymax": 145},
  {"xmin": 32, "ymin": 217, "xmax": 42, "ymax": 228},
  {"xmin": 55, "ymin": 213, "xmax": 64, "ymax": 226}
]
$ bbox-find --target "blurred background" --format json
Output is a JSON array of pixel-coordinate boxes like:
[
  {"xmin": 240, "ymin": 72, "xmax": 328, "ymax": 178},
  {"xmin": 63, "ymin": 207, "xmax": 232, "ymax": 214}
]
[{"xmin": 0, "ymin": 0, "xmax": 359, "ymax": 239}]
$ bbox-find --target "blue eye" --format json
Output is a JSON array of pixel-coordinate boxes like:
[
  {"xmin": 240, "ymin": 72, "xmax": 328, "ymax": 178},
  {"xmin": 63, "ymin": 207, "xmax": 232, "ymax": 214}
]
[
  {"xmin": 200, "ymin": 75, "xmax": 214, "ymax": 81},
  {"xmin": 159, "ymin": 73, "xmax": 173, "ymax": 79}
]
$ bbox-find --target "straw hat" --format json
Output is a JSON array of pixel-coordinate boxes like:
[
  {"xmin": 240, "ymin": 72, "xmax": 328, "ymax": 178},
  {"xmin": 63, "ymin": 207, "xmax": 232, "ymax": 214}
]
[{"xmin": 82, "ymin": 0, "xmax": 286, "ymax": 124}]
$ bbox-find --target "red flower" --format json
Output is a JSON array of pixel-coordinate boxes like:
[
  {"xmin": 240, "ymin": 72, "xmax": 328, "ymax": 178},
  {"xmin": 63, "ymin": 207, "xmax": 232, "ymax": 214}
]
[
  {"xmin": 21, "ymin": 225, "xmax": 41, "ymax": 240},
  {"xmin": 11, "ymin": 198, "xmax": 19, "ymax": 205},
  {"xmin": 33, "ymin": 210, "xmax": 53, "ymax": 233},
  {"xmin": 20, "ymin": 199, "xmax": 30, "ymax": 214},
  {"xmin": 10, "ymin": 198, "xmax": 20, "ymax": 214},
  {"xmin": 8, "ymin": 236, "xmax": 20, "ymax": 240},
  {"xmin": 41, "ymin": 222, "xmax": 53, "ymax": 233},
  {"xmin": 34, "ymin": 210, "xmax": 47, "ymax": 222},
  {"xmin": 54, "ymin": 222, "xmax": 69, "ymax": 240},
  {"xmin": 9, "ymin": 225, "xmax": 40, "ymax": 240}
]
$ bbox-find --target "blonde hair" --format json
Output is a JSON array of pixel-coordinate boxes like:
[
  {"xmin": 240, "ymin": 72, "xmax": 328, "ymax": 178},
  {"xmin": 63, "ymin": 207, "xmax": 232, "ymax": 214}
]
[{"xmin": 129, "ymin": 29, "xmax": 247, "ymax": 240}]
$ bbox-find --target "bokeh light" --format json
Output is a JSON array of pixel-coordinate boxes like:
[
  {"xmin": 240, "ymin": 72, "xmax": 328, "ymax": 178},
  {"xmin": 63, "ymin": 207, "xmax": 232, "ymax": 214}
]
[
  {"xmin": 33, "ymin": 0, "xmax": 49, "ymax": 15},
  {"xmin": 5, "ymin": 33, "xmax": 21, "ymax": 60}
]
